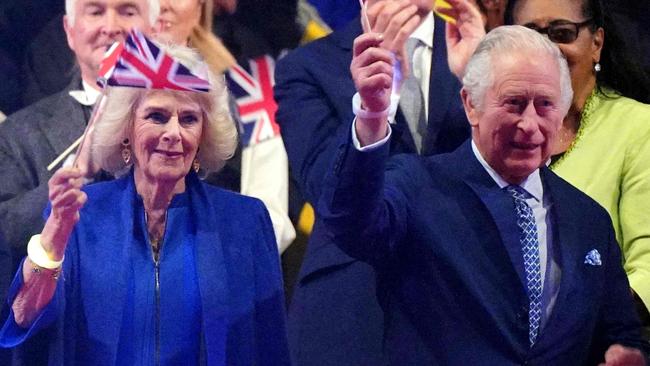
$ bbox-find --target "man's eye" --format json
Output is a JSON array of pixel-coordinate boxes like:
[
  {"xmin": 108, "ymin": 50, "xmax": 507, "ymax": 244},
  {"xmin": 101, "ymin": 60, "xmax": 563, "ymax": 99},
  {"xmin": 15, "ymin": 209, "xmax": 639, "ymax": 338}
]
[
  {"xmin": 120, "ymin": 6, "xmax": 139, "ymax": 17},
  {"xmin": 505, "ymin": 98, "xmax": 524, "ymax": 107},
  {"xmin": 86, "ymin": 6, "xmax": 104, "ymax": 16}
]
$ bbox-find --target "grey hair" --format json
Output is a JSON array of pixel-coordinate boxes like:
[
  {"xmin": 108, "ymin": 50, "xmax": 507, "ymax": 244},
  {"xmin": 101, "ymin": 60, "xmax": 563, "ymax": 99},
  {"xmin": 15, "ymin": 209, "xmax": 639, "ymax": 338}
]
[
  {"xmin": 91, "ymin": 43, "xmax": 238, "ymax": 176},
  {"xmin": 66, "ymin": 0, "xmax": 161, "ymax": 26},
  {"xmin": 462, "ymin": 25, "xmax": 573, "ymax": 112}
]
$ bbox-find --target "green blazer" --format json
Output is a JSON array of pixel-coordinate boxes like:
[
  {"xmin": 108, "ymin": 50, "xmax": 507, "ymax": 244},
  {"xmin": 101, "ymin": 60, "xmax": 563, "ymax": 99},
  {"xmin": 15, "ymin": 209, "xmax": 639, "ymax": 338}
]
[{"xmin": 552, "ymin": 89, "xmax": 650, "ymax": 311}]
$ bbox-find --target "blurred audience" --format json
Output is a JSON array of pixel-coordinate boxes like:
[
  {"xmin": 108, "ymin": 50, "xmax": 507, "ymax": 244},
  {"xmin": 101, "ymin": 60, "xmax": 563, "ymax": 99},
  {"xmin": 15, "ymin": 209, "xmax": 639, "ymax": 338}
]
[
  {"xmin": 307, "ymin": 0, "xmax": 360, "ymax": 30},
  {"xmin": 20, "ymin": 16, "xmax": 75, "ymax": 107},
  {"xmin": 0, "ymin": 1, "xmax": 65, "ymax": 114},
  {"xmin": 473, "ymin": 0, "xmax": 507, "ymax": 30},
  {"xmin": 506, "ymin": 0, "xmax": 650, "ymax": 335}
]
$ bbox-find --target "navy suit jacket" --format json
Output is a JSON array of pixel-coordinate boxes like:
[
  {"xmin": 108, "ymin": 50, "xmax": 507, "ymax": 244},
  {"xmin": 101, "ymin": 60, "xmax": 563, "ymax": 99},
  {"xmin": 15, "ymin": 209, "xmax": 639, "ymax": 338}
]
[
  {"xmin": 275, "ymin": 16, "xmax": 469, "ymax": 365},
  {"xmin": 319, "ymin": 137, "xmax": 649, "ymax": 365}
]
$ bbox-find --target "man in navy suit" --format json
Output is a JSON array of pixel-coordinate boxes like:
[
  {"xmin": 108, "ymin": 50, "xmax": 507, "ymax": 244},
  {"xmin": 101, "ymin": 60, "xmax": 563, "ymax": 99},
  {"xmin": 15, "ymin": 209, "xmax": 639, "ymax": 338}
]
[
  {"xmin": 319, "ymin": 23, "xmax": 649, "ymax": 365},
  {"xmin": 274, "ymin": 0, "xmax": 475, "ymax": 363}
]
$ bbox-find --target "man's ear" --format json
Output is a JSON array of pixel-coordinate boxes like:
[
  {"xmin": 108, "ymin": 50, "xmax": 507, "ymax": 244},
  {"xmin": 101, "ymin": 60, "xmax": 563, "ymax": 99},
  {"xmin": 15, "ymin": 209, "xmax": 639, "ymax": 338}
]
[
  {"xmin": 461, "ymin": 88, "xmax": 480, "ymax": 128},
  {"xmin": 63, "ymin": 15, "xmax": 76, "ymax": 52}
]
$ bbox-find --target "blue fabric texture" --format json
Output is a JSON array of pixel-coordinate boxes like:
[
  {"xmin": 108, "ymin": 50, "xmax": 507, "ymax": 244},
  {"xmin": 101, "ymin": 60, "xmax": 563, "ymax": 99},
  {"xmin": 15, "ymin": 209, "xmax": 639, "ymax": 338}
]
[{"xmin": 0, "ymin": 171, "xmax": 290, "ymax": 365}]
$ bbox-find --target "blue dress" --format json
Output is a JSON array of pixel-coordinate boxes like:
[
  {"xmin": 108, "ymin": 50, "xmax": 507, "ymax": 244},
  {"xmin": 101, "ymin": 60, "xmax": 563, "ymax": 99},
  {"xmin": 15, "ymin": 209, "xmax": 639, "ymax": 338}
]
[{"xmin": 0, "ymin": 171, "xmax": 290, "ymax": 365}]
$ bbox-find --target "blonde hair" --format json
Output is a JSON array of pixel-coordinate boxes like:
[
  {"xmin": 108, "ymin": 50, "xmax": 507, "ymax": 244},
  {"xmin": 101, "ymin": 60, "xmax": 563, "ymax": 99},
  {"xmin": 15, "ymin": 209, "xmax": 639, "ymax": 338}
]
[
  {"xmin": 188, "ymin": 0, "xmax": 236, "ymax": 75},
  {"xmin": 91, "ymin": 43, "xmax": 238, "ymax": 175}
]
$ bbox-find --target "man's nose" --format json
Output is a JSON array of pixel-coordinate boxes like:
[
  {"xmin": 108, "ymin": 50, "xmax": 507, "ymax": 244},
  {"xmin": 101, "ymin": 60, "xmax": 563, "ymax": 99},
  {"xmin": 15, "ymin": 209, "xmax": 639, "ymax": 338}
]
[
  {"xmin": 101, "ymin": 10, "xmax": 127, "ymax": 39},
  {"xmin": 518, "ymin": 103, "xmax": 542, "ymax": 135},
  {"xmin": 160, "ymin": 0, "xmax": 172, "ymax": 12}
]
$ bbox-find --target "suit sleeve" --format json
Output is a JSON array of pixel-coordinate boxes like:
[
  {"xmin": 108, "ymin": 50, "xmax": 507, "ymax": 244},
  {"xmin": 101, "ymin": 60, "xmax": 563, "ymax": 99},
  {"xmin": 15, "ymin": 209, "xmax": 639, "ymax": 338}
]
[
  {"xmin": 250, "ymin": 199, "xmax": 291, "ymax": 364},
  {"xmin": 316, "ymin": 128, "xmax": 410, "ymax": 266},
  {"xmin": 0, "ymin": 122, "xmax": 49, "ymax": 261},
  {"xmin": 274, "ymin": 48, "xmax": 355, "ymax": 205}
]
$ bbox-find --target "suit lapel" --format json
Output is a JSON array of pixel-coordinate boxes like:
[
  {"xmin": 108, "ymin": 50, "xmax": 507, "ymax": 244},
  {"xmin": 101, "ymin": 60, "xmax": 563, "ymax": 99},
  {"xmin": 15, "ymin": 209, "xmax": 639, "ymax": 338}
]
[
  {"xmin": 453, "ymin": 142, "xmax": 528, "ymax": 290},
  {"xmin": 533, "ymin": 169, "xmax": 583, "ymax": 347},
  {"xmin": 38, "ymin": 76, "xmax": 88, "ymax": 155}
]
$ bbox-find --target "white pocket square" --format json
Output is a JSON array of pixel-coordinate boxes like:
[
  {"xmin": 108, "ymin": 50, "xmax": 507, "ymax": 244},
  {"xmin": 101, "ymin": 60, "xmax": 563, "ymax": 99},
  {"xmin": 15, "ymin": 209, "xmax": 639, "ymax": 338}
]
[{"xmin": 584, "ymin": 249, "xmax": 602, "ymax": 266}]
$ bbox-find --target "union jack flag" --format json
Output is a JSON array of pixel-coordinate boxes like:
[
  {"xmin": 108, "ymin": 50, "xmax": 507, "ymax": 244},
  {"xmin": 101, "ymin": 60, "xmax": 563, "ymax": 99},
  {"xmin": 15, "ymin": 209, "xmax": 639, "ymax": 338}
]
[
  {"xmin": 97, "ymin": 29, "xmax": 210, "ymax": 92},
  {"xmin": 226, "ymin": 56, "xmax": 281, "ymax": 147}
]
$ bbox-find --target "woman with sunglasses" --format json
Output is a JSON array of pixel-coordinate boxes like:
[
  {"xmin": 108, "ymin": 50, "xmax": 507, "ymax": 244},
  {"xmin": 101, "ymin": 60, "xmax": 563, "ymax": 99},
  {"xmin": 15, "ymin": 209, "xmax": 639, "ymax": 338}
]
[{"xmin": 505, "ymin": 0, "xmax": 650, "ymax": 336}]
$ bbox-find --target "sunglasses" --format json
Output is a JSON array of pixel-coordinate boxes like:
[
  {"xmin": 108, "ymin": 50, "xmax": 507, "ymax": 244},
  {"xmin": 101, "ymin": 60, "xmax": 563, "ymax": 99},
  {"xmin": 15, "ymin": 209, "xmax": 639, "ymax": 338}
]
[{"xmin": 525, "ymin": 19, "xmax": 594, "ymax": 44}]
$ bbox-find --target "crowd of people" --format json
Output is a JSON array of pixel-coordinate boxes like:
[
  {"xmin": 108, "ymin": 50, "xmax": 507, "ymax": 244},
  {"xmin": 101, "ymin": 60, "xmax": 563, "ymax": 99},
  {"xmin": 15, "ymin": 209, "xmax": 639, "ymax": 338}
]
[{"xmin": 0, "ymin": 0, "xmax": 649, "ymax": 365}]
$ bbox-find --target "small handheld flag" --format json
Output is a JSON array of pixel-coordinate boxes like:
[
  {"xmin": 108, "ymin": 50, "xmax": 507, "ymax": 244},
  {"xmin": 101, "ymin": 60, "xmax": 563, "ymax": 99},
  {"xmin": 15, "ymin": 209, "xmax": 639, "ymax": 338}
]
[
  {"xmin": 48, "ymin": 29, "xmax": 212, "ymax": 172},
  {"xmin": 98, "ymin": 29, "xmax": 211, "ymax": 92}
]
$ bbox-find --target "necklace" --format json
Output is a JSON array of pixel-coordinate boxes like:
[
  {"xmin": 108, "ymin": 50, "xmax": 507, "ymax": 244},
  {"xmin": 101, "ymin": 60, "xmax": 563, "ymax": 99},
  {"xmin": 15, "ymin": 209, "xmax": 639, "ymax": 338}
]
[
  {"xmin": 145, "ymin": 211, "xmax": 164, "ymax": 262},
  {"xmin": 550, "ymin": 88, "xmax": 599, "ymax": 168}
]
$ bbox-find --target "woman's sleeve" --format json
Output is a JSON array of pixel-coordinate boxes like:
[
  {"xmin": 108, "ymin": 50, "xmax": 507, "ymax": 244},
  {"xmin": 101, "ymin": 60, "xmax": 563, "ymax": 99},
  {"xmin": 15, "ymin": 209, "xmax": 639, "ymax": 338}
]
[
  {"xmin": 251, "ymin": 199, "xmax": 291, "ymax": 365},
  {"xmin": 620, "ymin": 122, "xmax": 650, "ymax": 313},
  {"xmin": 0, "ymin": 257, "xmax": 67, "ymax": 347}
]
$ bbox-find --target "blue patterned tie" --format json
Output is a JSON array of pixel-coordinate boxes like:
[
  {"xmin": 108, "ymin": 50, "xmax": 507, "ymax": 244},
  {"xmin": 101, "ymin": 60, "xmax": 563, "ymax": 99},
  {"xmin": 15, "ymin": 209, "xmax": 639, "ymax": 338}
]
[{"xmin": 506, "ymin": 185, "xmax": 543, "ymax": 346}]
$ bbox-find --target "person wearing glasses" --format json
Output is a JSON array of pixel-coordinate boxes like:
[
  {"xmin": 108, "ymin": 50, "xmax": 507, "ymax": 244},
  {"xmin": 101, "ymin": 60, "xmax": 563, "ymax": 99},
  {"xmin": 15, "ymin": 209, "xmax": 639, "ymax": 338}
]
[{"xmin": 504, "ymin": 0, "xmax": 650, "ymax": 336}]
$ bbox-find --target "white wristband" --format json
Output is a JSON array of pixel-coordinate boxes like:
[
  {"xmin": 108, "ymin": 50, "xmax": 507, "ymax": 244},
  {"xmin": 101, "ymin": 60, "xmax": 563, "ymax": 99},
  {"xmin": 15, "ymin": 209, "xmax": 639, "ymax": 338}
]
[
  {"xmin": 27, "ymin": 234, "xmax": 64, "ymax": 269},
  {"xmin": 352, "ymin": 93, "xmax": 391, "ymax": 119}
]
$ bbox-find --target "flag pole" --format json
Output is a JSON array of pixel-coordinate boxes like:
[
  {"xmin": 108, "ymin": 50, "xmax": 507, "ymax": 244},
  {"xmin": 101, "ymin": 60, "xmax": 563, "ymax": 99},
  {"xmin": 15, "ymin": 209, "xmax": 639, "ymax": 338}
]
[
  {"xmin": 358, "ymin": 0, "xmax": 371, "ymax": 32},
  {"xmin": 46, "ymin": 90, "xmax": 107, "ymax": 172}
]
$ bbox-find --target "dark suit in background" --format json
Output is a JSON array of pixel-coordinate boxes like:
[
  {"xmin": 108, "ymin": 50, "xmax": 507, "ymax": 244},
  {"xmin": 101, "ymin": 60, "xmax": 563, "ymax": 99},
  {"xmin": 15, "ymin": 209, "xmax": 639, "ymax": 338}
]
[
  {"xmin": 274, "ymin": 15, "xmax": 469, "ymax": 365},
  {"xmin": 318, "ymin": 137, "xmax": 649, "ymax": 364},
  {"xmin": 0, "ymin": 77, "xmax": 90, "ymax": 268}
]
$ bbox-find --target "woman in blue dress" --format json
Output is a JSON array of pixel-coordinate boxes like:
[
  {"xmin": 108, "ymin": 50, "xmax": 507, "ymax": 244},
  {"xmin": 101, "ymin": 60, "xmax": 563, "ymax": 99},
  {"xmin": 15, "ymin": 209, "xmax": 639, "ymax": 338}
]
[{"xmin": 0, "ymin": 43, "xmax": 289, "ymax": 365}]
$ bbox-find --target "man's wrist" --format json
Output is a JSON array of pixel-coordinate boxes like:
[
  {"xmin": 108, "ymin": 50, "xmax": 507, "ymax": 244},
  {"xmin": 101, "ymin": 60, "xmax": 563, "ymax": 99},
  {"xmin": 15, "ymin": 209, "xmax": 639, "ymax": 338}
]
[{"xmin": 352, "ymin": 93, "xmax": 390, "ymax": 119}]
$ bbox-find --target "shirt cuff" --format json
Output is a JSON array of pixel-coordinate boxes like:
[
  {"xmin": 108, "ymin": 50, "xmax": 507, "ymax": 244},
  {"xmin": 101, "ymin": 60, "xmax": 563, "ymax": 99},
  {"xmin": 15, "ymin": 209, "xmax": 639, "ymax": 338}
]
[{"xmin": 351, "ymin": 118, "xmax": 392, "ymax": 151}]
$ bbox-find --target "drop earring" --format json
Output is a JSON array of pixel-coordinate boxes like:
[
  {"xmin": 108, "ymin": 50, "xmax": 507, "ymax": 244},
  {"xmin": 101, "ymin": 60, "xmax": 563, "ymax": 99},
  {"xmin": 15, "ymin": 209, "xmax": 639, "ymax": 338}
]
[
  {"xmin": 121, "ymin": 138, "xmax": 131, "ymax": 164},
  {"xmin": 192, "ymin": 158, "xmax": 200, "ymax": 173},
  {"xmin": 594, "ymin": 62, "xmax": 601, "ymax": 73}
]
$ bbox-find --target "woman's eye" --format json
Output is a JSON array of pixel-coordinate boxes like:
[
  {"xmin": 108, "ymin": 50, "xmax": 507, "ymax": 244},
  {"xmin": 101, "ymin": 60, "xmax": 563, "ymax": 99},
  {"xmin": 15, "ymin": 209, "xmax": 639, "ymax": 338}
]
[
  {"xmin": 146, "ymin": 112, "xmax": 168, "ymax": 123},
  {"xmin": 179, "ymin": 114, "xmax": 199, "ymax": 124}
]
